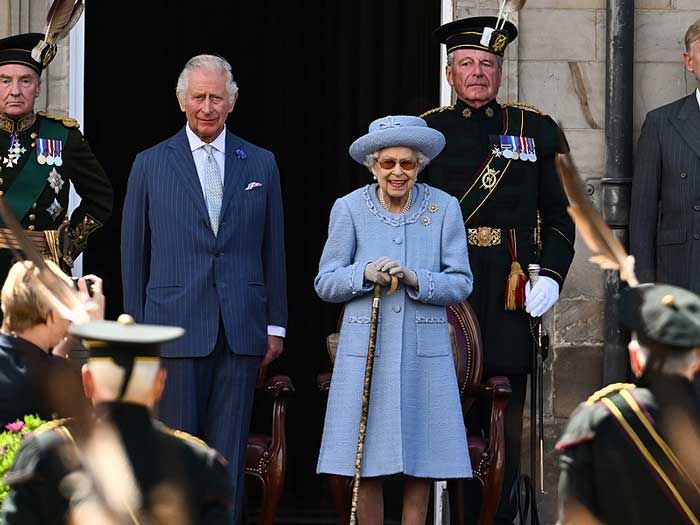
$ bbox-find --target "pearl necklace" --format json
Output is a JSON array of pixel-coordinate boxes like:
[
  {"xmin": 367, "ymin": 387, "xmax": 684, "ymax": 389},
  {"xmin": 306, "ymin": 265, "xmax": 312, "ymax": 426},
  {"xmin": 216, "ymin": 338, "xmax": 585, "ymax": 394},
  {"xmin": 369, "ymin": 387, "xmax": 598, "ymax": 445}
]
[{"xmin": 378, "ymin": 187, "xmax": 413, "ymax": 214}]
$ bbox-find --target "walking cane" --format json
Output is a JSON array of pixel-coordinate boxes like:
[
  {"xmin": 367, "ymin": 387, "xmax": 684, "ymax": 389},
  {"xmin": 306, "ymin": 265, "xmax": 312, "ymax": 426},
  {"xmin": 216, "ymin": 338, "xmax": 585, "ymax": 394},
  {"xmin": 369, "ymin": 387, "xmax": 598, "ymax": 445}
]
[{"xmin": 349, "ymin": 276, "xmax": 397, "ymax": 525}]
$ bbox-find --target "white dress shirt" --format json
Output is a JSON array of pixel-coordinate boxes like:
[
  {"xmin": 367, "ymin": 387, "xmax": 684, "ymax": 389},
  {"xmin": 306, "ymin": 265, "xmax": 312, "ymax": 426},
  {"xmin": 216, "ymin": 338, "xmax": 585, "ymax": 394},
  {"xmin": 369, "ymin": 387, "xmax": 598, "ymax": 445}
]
[
  {"xmin": 185, "ymin": 124, "xmax": 285, "ymax": 339},
  {"xmin": 696, "ymin": 87, "xmax": 700, "ymax": 110}
]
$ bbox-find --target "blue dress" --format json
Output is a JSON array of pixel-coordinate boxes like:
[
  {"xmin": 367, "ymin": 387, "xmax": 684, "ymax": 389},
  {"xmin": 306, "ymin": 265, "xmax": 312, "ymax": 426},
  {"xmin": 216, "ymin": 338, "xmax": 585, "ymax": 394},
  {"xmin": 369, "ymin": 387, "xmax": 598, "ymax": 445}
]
[{"xmin": 315, "ymin": 183, "xmax": 473, "ymax": 478}]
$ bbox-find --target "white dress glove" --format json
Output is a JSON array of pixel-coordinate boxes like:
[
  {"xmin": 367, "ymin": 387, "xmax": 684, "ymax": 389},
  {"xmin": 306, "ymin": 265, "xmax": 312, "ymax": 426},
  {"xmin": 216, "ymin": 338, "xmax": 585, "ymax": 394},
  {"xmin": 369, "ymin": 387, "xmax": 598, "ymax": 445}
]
[
  {"xmin": 375, "ymin": 257, "xmax": 419, "ymax": 289},
  {"xmin": 525, "ymin": 275, "xmax": 560, "ymax": 317}
]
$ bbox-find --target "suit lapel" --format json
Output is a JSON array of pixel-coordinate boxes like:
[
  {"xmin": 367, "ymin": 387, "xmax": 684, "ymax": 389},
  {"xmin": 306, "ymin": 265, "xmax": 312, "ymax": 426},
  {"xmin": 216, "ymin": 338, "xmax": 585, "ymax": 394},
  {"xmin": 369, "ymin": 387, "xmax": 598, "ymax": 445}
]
[
  {"xmin": 670, "ymin": 94, "xmax": 700, "ymax": 161},
  {"xmin": 167, "ymin": 127, "xmax": 209, "ymax": 219},
  {"xmin": 220, "ymin": 131, "xmax": 249, "ymax": 218}
]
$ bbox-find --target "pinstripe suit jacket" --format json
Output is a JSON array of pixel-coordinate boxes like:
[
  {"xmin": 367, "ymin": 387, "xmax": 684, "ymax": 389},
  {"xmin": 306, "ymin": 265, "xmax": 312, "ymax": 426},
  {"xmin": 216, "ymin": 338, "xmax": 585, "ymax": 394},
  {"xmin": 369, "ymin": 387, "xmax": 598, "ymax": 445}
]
[
  {"xmin": 631, "ymin": 93, "xmax": 700, "ymax": 292},
  {"xmin": 121, "ymin": 127, "xmax": 287, "ymax": 357}
]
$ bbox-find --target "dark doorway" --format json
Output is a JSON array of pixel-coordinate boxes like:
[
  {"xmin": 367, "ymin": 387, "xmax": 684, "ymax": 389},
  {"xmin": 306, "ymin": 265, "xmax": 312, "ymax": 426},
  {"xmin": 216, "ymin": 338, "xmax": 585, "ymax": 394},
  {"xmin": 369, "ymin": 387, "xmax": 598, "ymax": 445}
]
[{"xmin": 84, "ymin": 0, "xmax": 440, "ymax": 519}]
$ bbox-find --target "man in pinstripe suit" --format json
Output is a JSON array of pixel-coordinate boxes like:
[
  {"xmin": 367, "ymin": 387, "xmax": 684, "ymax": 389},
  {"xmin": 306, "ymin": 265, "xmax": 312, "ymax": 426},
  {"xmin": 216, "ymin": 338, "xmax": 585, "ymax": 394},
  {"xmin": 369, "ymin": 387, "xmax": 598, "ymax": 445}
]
[
  {"xmin": 631, "ymin": 19, "xmax": 700, "ymax": 293},
  {"xmin": 121, "ymin": 54, "xmax": 287, "ymax": 523}
]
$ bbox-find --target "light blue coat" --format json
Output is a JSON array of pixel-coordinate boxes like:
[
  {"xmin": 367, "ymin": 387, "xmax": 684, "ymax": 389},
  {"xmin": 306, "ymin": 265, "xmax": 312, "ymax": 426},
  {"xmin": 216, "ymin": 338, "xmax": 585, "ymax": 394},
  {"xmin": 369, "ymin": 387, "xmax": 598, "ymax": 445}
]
[{"xmin": 315, "ymin": 183, "xmax": 473, "ymax": 478}]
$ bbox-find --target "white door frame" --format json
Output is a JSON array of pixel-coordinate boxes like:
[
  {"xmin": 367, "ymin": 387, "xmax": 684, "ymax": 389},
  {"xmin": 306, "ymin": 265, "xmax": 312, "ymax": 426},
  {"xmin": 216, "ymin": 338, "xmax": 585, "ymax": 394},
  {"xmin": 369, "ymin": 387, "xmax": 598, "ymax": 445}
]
[{"xmin": 67, "ymin": 10, "xmax": 86, "ymax": 276}]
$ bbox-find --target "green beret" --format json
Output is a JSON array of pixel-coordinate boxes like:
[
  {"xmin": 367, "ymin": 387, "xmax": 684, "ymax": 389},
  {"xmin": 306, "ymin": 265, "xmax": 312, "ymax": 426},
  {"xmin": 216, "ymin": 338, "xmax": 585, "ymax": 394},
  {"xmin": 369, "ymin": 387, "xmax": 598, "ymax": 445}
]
[{"xmin": 619, "ymin": 284, "xmax": 700, "ymax": 351}]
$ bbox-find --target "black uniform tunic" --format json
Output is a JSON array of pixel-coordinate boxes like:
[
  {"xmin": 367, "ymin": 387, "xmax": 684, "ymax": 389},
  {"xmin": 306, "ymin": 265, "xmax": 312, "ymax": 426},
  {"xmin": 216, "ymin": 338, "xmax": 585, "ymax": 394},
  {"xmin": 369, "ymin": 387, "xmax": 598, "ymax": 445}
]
[
  {"xmin": 0, "ymin": 112, "xmax": 112, "ymax": 274},
  {"xmin": 0, "ymin": 333, "xmax": 85, "ymax": 427},
  {"xmin": 1, "ymin": 402, "xmax": 233, "ymax": 524},
  {"xmin": 557, "ymin": 375, "xmax": 700, "ymax": 525},
  {"xmin": 422, "ymin": 98, "xmax": 575, "ymax": 373}
]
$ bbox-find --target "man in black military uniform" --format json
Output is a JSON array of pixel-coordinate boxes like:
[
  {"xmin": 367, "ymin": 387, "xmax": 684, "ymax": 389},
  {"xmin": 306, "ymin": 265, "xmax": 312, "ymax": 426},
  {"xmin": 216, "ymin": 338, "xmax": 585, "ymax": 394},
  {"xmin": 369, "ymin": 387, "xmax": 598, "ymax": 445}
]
[
  {"xmin": 556, "ymin": 284, "xmax": 700, "ymax": 524},
  {"xmin": 0, "ymin": 317, "xmax": 233, "ymax": 524},
  {"xmin": 421, "ymin": 16, "xmax": 575, "ymax": 524},
  {"xmin": 0, "ymin": 31, "xmax": 112, "ymax": 276}
]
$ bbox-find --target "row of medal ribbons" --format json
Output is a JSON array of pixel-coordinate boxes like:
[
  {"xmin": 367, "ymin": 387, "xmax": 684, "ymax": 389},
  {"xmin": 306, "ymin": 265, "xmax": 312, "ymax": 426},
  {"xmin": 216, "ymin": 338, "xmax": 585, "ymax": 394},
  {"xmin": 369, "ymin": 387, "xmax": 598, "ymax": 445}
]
[
  {"xmin": 497, "ymin": 134, "xmax": 537, "ymax": 162},
  {"xmin": 36, "ymin": 138, "xmax": 63, "ymax": 166}
]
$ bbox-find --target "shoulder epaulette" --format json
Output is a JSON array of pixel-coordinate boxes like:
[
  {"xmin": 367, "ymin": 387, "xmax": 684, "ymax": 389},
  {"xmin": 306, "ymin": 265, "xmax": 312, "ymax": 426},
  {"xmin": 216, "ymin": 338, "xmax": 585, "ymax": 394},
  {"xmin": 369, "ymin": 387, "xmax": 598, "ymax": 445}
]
[
  {"xmin": 37, "ymin": 111, "xmax": 80, "ymax": 129},
  {"xmin": 163, "ymin": 426, "xmax": 210, "ymax": 449},
  {"xmin": 33, "ymin": 417, "xmax": 71, "ymax": 435},
  {"xmin": 585, "ymin": 383, "xmax": 636, "ymax": 405},
  {"xmin": 420, "ymin": 105, "xmax": 454, "ymax": 118},
  {"xmin": 501, "ymin": 102, "xmax": 544, "ymax": 115}
]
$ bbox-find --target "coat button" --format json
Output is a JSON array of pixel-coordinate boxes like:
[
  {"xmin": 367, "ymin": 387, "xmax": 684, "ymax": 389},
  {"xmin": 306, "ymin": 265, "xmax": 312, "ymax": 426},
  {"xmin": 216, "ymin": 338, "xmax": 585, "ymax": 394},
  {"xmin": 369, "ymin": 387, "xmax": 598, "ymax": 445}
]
[
  {"xmin": 695, "ymin": 233, "xmax": 700, "ymax": 240},
  {"xmin": 695, "ymin": 205, "xmax": 700, "ymax": 212},
  {"xmin": 393, "ymin": 237, "xmax": 403, "ymax": 245},
  {"xmin": 681, "ymin": 172, "xmax": 688, "ymax": 179},
  {"xmin": 28, "ymin": 214, "xmax": 36, "ymax": 221},
  {"xmin": 27, "ymin": 225, "xmax": 35, "ymax": 231},
  {"xmin": 392, "ymin": 305, "xmax": 401, "ymax": 313}
]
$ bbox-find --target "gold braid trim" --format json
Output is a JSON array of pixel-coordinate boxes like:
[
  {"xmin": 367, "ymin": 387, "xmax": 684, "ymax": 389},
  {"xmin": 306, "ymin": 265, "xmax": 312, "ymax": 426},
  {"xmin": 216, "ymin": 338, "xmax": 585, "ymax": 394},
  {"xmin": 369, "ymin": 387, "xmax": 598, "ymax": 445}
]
[
  {"xmin": 37, "ymin": 111, "xmax": 80, "ymax": 129},
  {"xmin": 419, "ymin": 105, "xmax": 454, "ymax": 118},
  {"xmin": 501, "ymin": 101, "xmax": 544, "ymax": 115},
  {"xmin": 33, "ymin": 417, "xmax": 72, "ymax": 435},
  {"xmin": 585, "ymin": 382, "xmax": 636, "ymax": 405},
  {"xmin": 162, "ymin": 426, "xmax": 211, "ymax": 449}
]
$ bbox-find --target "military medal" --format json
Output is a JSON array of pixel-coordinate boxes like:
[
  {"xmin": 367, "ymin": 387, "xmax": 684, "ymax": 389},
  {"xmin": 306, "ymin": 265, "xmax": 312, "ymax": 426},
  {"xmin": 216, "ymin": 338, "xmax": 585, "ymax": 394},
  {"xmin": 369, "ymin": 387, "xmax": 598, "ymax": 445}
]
[
  {"xmin": 46, "ymin": 198, "xmax": 63, "ymax": 220},
  {"xmin": 526, "ymin": 137, "xmax": 537, "ymax": 162},
  {"xmin": 47, "ymin": 167, "xmax": 64, "ymax": 194},
  {"xmin": 36, "ymin": 138, "xmax": 47, "ymax": 165},
  {"xmin": 3, "ymin": 134, "xmax": 23, "ymax": 167},
  {"xmin": 499, "ymin": 135, "xmax": 514, "ymax": 159},
  {"xmin": 45, "ymin": 140, "xmax": 55, "ymax": 166},
  {"xmin": 53, "ymin": 140, "xmax": 63, "ymax": 166}
]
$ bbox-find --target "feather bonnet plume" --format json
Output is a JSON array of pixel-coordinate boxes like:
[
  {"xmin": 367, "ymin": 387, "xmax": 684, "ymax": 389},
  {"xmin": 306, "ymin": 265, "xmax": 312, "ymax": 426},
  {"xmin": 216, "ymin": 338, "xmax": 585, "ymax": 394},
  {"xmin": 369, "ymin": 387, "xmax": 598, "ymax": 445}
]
[
  {"xmin": 31, "ymin": 0, "xmax": 84, "ymax": 67},
  {"xmin": 555, "ymin": 153, "xmax": 639, "ymax": 287}
]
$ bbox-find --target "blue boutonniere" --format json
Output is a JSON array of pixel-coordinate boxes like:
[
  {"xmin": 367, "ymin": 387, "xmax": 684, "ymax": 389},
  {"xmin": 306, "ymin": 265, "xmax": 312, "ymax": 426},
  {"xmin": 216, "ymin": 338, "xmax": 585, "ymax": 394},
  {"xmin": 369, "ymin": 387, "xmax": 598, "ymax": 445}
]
[{"xmin": 235, "ymin": 148, "xmax": 247, "ymax": 160}]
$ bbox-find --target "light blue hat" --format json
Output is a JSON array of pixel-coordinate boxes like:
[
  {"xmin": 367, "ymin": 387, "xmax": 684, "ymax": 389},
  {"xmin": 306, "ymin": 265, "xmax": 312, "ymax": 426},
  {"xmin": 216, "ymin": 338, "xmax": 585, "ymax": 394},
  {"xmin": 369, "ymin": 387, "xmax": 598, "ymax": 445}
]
[{"xmin": 349, "ymin": 115, "xmax": 446, "ymax": 164}]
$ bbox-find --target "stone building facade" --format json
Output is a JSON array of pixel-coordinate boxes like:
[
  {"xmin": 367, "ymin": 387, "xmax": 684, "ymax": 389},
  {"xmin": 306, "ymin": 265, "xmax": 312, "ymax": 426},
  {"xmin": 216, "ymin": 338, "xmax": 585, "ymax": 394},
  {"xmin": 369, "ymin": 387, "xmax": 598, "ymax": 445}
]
[{"xmin": 3, "ymin": 0, "xmax": 700, "ymax": 522}]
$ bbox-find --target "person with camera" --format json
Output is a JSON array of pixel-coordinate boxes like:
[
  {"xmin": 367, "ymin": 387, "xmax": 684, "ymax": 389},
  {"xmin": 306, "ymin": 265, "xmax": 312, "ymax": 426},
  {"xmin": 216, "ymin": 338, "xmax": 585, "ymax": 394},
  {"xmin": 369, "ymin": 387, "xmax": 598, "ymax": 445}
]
[{"xmin": 0, "ymin": 260, "xmax": 104, "ymax": 426}]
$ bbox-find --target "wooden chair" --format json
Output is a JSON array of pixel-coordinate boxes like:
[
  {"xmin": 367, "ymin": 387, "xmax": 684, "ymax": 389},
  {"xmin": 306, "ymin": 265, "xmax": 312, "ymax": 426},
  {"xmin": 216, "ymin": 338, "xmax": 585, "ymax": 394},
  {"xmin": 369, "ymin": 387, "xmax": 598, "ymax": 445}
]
[
  {"xmin": 245, "ymin": 370, "xmax": 295, "ymax": 525},
  {"xmin": 318, "ymin": 300, "xmax": 511, "ymax": 525}
]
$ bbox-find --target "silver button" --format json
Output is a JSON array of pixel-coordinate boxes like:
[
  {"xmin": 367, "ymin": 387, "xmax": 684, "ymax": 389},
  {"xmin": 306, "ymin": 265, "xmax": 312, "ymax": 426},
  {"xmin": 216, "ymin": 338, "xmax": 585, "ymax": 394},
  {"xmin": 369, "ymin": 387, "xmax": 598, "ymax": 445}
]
[
  {"xmin": 694, "ymin": 233, "xmax": 699, "ymax": 241},
  {"xmin": 694, "ymin": 204, "xmax": 700, "ymax": 212},
  {"xmin": 681, "ymin": 172, "xmax": 688, "ymax": 179},
  {"xmin": 392, "ymin": 305, "xmax": 402, "ymax": 313}
]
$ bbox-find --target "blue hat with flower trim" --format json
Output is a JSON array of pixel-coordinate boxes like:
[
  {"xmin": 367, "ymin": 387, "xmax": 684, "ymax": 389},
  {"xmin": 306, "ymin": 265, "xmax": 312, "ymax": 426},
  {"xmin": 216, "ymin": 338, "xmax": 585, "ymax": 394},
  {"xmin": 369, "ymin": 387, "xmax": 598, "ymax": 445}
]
[{"xmin": 349, "ymin": 115, "xmax": 446, "ymax": 165}]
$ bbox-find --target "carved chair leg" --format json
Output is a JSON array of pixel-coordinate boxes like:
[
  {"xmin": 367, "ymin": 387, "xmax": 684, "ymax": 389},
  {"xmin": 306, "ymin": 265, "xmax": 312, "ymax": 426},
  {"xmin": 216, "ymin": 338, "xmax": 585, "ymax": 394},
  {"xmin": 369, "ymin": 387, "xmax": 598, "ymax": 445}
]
[{"xmin": 257, "ymin": 464, "xmax": 284, "ymax": 525}]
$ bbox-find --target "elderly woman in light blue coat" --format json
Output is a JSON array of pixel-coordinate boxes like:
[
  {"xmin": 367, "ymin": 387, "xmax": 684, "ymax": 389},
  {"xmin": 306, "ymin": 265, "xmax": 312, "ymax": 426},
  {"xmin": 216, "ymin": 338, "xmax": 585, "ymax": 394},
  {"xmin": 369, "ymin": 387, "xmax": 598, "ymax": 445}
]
[{"xmin": 315, "ymin": 115, "xmax": 473, "ymax": 524}]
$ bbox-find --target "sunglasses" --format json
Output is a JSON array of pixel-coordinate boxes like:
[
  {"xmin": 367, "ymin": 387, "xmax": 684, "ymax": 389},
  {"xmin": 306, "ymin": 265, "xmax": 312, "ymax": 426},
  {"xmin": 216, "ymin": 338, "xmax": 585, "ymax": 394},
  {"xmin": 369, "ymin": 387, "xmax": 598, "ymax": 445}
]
[{"xmin": 377, "ymin": 159, "xmax": 417, "ymax": 170}]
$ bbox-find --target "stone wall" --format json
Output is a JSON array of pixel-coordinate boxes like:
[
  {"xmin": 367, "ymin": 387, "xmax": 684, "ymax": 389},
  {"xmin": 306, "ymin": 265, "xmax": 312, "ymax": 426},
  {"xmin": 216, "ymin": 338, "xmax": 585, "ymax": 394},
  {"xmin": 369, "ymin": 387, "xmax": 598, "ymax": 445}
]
[{"xmin": 453, "ymin": 1, "xmax": 700, "ymax": 522}]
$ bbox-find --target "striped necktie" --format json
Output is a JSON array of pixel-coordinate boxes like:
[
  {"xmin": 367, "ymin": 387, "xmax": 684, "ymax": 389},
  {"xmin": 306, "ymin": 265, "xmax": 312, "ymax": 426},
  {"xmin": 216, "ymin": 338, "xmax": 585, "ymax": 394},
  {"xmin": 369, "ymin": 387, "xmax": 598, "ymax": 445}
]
[{"xmin": 202, "ymin": 144, "xmax": 223, "ymax": 236}]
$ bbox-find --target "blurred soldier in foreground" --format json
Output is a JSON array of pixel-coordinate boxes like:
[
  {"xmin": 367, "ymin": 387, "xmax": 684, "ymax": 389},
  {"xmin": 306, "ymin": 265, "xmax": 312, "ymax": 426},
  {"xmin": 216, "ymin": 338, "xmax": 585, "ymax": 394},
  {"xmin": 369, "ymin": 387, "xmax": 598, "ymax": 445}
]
[
  {"xmin": 556, "ymin": 284, "xmax": 700, "ymax": 524},
  {"xmin": 1, "ymin": 318, "xmax": 233, "ymax": 524},
  {"xmin": 0, "ymin": 260, "xmax": 102, "ymax": 426}
]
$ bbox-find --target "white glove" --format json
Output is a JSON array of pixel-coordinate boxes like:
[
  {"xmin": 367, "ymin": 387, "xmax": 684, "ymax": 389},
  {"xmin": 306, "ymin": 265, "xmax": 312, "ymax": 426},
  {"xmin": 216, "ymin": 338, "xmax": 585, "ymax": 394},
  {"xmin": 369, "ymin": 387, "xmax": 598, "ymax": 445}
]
[
  {"xmin": 364, "ymin": 259, "xmax": 392, "ymax": 286},
  {"xmin": 375, "ymin": 257, "xmax": 418, "ymax": 289},
  {"xmin": 525, "ymin": 275, "xmax": 560, "ymax": 317}
]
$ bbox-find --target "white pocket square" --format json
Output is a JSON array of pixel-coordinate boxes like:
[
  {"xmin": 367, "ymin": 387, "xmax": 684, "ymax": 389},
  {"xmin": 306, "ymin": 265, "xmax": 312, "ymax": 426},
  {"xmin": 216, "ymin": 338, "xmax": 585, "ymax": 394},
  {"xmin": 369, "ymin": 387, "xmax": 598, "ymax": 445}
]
[{"xmin": 244, "ymin": 182, "xmax": 263, "ymax": 191}]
